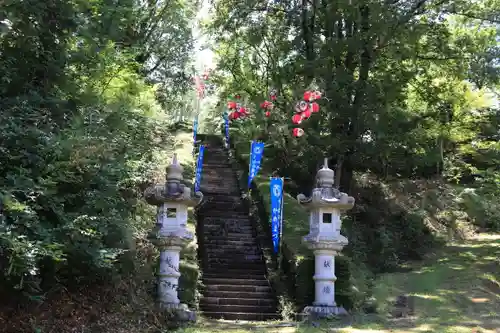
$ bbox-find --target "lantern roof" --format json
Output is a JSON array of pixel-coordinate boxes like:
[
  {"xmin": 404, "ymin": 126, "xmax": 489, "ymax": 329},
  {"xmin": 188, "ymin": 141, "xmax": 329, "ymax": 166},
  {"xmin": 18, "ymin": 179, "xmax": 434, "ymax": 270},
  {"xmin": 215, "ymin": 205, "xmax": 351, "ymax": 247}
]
[{"xmin": 297, "ymin": 158, "xmax": 355, "ymax": 210}]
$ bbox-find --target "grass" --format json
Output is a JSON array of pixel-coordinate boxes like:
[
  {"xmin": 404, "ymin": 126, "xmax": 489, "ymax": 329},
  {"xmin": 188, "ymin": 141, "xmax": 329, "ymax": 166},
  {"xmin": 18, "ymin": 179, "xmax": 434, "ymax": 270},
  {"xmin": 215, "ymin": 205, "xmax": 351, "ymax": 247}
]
[
  {"xmin": 253, "ymin": 175, "xmax": 311, "ymax": 257},
  {"xmin": 174, "ymin": 233, "xmax": 500, "ymax": 333}
]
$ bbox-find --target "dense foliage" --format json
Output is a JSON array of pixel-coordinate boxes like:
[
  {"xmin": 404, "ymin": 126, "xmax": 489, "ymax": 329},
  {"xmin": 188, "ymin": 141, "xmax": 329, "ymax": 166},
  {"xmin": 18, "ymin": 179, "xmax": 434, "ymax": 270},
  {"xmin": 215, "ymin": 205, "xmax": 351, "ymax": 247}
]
[
  {"xmin": 206, "ymin": 0, "xmax": 500, "ymax": 227},
  {"xmin": 0, "ymin": 0, "xmax": 197, "ymax": 298}
]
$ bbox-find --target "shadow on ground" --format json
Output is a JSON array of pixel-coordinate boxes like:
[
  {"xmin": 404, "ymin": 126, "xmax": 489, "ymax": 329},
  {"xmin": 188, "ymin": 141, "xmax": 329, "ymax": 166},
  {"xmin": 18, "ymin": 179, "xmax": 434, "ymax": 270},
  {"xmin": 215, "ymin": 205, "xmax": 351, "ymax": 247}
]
[{"xmin": 364, "ymin": 234, "xmax": 500, "ymax": 333}]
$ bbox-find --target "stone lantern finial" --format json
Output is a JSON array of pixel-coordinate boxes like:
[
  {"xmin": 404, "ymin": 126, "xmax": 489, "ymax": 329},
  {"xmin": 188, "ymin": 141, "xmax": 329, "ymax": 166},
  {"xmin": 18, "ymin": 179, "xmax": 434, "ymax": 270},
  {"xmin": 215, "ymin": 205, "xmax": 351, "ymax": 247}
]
[
  {"xmin": 316, "ymin": 158, "xmax": 334, "ymax": 189},
  {"xmin": 166, "ymin": 153, "xmax": 184, "ymax": 185}
]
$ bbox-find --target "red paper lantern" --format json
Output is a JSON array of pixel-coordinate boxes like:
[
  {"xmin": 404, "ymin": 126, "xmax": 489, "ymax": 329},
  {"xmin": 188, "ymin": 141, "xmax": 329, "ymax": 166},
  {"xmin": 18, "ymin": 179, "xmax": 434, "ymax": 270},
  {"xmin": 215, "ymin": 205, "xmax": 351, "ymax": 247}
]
[
  {"xmin": 293, "ymin": 128, "xmax": 305, "ymax": 137},
  {"xmin": 270, "ymin": 89, "xmax": 277, "ymax": 100},
  {"xmin": 299, "ymin": 101, "xmax": 309, "ymax": 112},
  {"xmin": 294, "ymin": 102, "xmax": 302, "ymax": 113},
  {"xmin": 228, "ymin": 101, "xmax": 237, "ymax": 109},
  {"xmin": 311, "ymin": 102, "xmax": 320, "ymax": 113},
  {"xmin": 265, "ymin": 111, "xmax": 271, "ymax": 117},
  {"xmin": 260, "ymin": 100, "xmax": 273, "ymax": 109},
  {"xmin": 292, "ymin": 114, "xmax": 303, "ymax": 124},
  {"xmin": 302, "ymin": 110, "xmax": 312, "ymax": 119},
  {"xmin": 303, "ymin": 90, "xmax": 312, "ymax": 101}
]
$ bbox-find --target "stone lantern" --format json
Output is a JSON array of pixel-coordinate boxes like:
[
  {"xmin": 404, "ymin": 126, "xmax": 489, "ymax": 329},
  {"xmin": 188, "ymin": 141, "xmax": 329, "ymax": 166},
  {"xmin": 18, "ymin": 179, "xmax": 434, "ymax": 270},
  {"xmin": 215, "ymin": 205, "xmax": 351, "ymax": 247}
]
[
  {"xmin": 297, "ymin": 158, "xmax": 355, "ymax": 317},
  {"xmin": 144, "ymin": 153, "xmax": 203, "ymax": 313}
]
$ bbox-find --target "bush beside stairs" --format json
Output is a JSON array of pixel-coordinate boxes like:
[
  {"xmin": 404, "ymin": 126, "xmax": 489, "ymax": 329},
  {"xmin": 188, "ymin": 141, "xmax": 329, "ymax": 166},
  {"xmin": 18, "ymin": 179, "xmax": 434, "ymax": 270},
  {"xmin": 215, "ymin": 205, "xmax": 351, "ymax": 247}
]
[{"xmin": 195, "ymin": 136, "xmax": 279, "ymax": 321}]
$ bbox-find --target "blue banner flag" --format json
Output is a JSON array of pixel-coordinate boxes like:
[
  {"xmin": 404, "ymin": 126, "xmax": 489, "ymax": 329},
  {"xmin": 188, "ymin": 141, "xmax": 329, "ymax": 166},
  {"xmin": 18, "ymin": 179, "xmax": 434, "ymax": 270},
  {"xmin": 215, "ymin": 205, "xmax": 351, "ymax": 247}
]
[
  {"xmin": 224, "ymin": 113, "xmax": 230, "ymax": 147},
  {"xmin": 194, "ymin": 145, "xmax": 205, "ymax": 193},
  {"xmin": 193, "ymin": 116, "xmax": 198, "ymax": 144},
  {"xmin": 270, "ymin": 177, "xmax": 284, "ymax": 254},
  {"xmin": 248, "ymin": 141, "xmax": 265, "ymax": 187}
]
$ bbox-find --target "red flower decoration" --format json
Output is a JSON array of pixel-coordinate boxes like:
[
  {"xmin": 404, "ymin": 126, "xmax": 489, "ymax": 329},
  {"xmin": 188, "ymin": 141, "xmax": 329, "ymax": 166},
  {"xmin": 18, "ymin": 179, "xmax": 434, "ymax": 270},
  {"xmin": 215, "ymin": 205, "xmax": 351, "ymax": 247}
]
[
  {"xmin": 292, "ymin": 114, "xmax": 303, "ymax": 124},
  {"xmin": 304, "ymin": 90, "xmax": 313, "ymax": 102},
  {"xmin": 239, "ymin": 107, "xmax": 248, "ymax": 116},
  {"xmin": 302, "ymin": 110, "xmax": 312, "ymax": 119},
  {"xmin": 293, "ymin": 128, "xmax": 305, "ymax": 137},
  {"xmin": 228, "ymin": 101, "xmax": 237, "ymax": 109},
  {"xmin": 299, "ymin": 101, "xmax": 309, "ymax": 112},
  {"xmin": 265, "ymin": 111, "xmax": 271, "ymax": 117},
  {"xmin": 311, "ymin": 102, "xmax": 320, "ymax": 113},
  {"xmin": 260, "ymin": 100, "xmax": 273, "ymax": 109}
]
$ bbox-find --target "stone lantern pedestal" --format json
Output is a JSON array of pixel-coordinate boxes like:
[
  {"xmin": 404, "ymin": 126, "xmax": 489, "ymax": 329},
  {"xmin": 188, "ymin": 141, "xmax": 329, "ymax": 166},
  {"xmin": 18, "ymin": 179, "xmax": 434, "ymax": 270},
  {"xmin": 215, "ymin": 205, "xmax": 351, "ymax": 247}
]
[
  {"xmin": 297, "ymin": 158, "xmax": 355, "ymax": 318},
  {"xmin": 144, "ymin": 154, "xmax": 203, "ymax": 318}
]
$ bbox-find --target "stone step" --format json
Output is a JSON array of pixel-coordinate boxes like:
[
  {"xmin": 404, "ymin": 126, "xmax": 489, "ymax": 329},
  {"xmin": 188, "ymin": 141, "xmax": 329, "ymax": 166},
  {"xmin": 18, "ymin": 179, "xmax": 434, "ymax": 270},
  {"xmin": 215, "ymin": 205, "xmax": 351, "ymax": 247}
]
[
  {"xmin": 199, "ymin": 191, "xmax": 241, "ymax": 197},
  {"xmin": 202, "ymin": 195, "xmax": 242, "ymax": 202},
  {"xmin": 203, "ymin": 266, "xmax": 266, "ymax": 274},
  {"xmin": 201, "ymin": 183, "xmax": 239, "ymax": 189},
  {"xmin": 203, "ymin": 277, "xmax": 269, "ymax": 286},
  {"xmin": 202, "ymin": 239, "xmax": 258, "ymax": 246},
  {"xmin": 199, "ymin": 189, "xmax": 240, "ymax": 196},
  {"xmin": 204, "ymin": 221, "xmax": 253, "ymax": 227},
  {"xmin": 204, "ymin": 284, "xmax": 271, "ymax": 293},
  {"xmin": 203, "ymin": 249, "xmax": 262, "ymax": 256},
  {"xmin": 203, "ymin": 248, "xmax": 260, "ymax": 254},
  {"xmin": 203, "ymin": 232, "xmax": 255, "ymax": 238},
  {"xmin": 203, "ymin": 264, "xmax": 266, "ymax": 273},
  {"xmin": 203, "ymin": 235, "xmax": 256, "ymax": 242},
  {"xmin": 200, "ymin": 297, "xmax": 276, "ymax": 307},
  {"xmin": 202, "ymin": 164, "xmax": 232, "ymax": 169},
  {"xmin": 200, "ymin": 196, "xmax": 243, "ymax": 203},
  {"xmin": 202, "ymin": 272, "xmax": 266, "ymax": 280},
  {"xmin": 203, "ymin": 227, "xmax": 254, "ymax": 238},
  {"xmin": 202, "ymin": 290, "xmax": 272, "ymax": 300},
  {"xmin": 203, "ymin": 235, "xmax": 256, "ymax": 241},
  {"xmin": 203, "ymin": 224, "xmax": 254, "ymax": 232},
  {"xmin": 204, "ymin": 247, "xmax": 260, "ymax": 255},
  {"xmin": 200, "ymin": 304, "xmax": 276, "ymax": 314},
  {"xmin": 202, "ymin": 172, "xmax": 235, "ymax": 177},
  {"xmin": 201, "ymin": 311, "xmax": 280, "ymax": 321},
  {"xmin": 201, "ymin": 209, "xmax": 250, "ymax": 219},
  {"xmin": 203, "ymin": 255, "xmax": 263, "ymax": 268},
  {"xmin": 203, "ymin": 156, "xmax": 228, "ymax": 159},
  {"xmin": 201, "ymin": 180, "xmax": 236, "ymax": 185},
  {"xmin": 203, "ymin": 254, "xmax": 263, "ymax": 263},
  {"xmin": 198, "ymin": 203, "xmax": 246, "ymax": 212},
  {"xmin": 202, "ymin": 216, "xmax": 251, "ymax": 223}
]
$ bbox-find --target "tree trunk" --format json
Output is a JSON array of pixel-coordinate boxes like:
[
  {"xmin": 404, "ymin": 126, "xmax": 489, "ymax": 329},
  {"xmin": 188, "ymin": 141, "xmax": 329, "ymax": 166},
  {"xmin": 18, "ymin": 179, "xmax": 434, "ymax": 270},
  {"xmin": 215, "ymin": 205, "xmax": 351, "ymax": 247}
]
[{"xmin": 339, "ymin": 157, "xmax": 353, "ymax": 193}]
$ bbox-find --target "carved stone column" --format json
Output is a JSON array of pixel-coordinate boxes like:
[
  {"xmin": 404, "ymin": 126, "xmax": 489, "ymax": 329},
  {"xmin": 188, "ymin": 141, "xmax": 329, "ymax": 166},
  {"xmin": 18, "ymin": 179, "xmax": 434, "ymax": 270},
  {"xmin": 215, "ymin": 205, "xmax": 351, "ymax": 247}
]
[
  {"xmin": 297, "ymin": 158, "xmax": 355, "ymax": 317},
  {"xmin": 144, "ymin": 154, "xmax": 203, "ymax": 313}
]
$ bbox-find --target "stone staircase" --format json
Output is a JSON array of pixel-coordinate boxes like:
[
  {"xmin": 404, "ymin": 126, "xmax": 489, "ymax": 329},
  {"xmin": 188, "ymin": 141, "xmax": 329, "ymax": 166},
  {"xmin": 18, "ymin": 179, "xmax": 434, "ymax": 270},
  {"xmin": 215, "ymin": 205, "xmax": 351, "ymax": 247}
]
[{"xmin": 196, "ymin": 138, "xmax": 279, "ymax": 321}]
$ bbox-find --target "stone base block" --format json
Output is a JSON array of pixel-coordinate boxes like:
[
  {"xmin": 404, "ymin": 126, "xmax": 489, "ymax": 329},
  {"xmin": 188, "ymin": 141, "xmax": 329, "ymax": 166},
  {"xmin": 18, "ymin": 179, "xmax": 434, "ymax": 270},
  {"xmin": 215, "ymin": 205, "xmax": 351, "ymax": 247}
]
[
  {"xmin": 302, "ymin": 305, "xmax": 349, "ymax": 319},
  {"xmin": 158, "ymin": 303, "xmax": 197, "ymax": 322}
]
